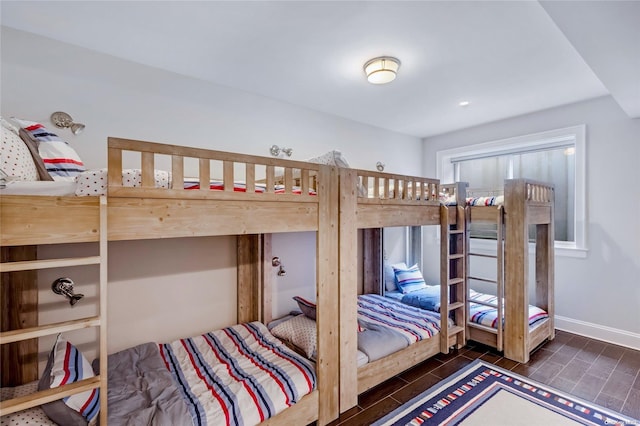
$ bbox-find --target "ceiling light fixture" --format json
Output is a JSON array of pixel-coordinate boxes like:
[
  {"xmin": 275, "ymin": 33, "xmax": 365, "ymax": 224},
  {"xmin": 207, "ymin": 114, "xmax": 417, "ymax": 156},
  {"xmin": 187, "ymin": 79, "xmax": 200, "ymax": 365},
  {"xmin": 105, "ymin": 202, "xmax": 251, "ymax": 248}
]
[
  {"xmin": 364, "ymin": 56, "xmax": 401, "ymax": 84},
  {"xmin": 459, "ymin": 101, "xmax": 470, "ymax": 107}
]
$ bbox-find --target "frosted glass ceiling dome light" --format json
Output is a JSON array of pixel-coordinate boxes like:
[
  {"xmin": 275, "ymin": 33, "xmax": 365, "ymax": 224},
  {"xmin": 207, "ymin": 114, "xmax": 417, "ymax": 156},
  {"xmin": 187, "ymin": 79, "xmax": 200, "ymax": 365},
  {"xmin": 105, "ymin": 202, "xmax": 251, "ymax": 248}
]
[{"xmin": 364, "ymin": 56, "xmax": 401, "ymax": 84}]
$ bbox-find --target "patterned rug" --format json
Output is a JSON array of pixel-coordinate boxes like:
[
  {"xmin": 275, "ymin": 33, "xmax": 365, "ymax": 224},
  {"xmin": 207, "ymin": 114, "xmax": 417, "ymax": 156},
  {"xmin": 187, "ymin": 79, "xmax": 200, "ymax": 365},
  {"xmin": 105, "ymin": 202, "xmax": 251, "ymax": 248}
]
[{"xmin": 373, "ymin": 360, "xmax": 639, "ymax": 426}]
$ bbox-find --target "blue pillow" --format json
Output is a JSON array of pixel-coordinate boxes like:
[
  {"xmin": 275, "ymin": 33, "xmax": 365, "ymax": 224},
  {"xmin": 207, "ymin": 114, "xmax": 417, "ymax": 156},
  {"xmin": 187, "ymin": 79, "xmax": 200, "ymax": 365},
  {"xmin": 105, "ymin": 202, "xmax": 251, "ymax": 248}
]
[{"xmin": 393, "ymin": 264, "xmax": 427, "ymax": 294}]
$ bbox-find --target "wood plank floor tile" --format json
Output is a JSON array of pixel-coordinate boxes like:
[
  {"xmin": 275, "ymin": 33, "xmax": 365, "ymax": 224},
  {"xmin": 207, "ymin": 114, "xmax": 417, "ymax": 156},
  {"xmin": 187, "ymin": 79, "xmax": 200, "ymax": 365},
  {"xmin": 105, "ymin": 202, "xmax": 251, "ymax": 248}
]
[
  {"xmin": 621, "ymin": 388, "xmax": 640, "ymax": 419},
  {"xmin": 339, "ymin": 397, "xmax": 401, "ymax": 426},
  {"xmin": 594, "ymin": 392, "xmax": 624, "ymax": 413},
  {"xmin": 397, "ymin": 357, "xmax": 443, "ymax": 383},
  {"xmin": 358, "ymin": 377, "xmax": 408, "ymax": 409},
  {"xmin": 600, "ymin": 370, "xmax": 635, "ymax": 401},
  {"xmin": 556, "ymin": 358, "xmax": 590, "ymax": 382},
  {"xmin": 391, "ymin": 373, "xmax": 442, "ymax": 404},
  {"xmin": 572, "ymin": 373, "xmax": 606, "ymax": 401},
  {"xmin": 430, "ymin": 356, "xmax": 474, "ymax": 379}
]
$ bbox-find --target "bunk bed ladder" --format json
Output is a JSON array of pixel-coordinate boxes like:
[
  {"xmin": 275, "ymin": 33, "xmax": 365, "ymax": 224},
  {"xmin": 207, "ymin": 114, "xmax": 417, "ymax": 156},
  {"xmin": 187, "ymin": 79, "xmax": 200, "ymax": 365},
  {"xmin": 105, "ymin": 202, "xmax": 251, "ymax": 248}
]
[
  {"xmin": 466, "ymin": 205, "xmax": 505, "ymax": 351},
  {"xmin": 0, "ymin": 197, "xmax": 108, "ymax": 424},
  {"xmin": 440, "ymin": 205, "xmax": 466, "ymax": 353}
]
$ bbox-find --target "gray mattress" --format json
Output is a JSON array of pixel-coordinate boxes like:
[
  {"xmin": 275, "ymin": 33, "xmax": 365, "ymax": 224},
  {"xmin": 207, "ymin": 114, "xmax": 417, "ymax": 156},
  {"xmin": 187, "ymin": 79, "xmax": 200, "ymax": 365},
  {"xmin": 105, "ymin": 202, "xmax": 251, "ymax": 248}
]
[{"xmin": 96, "ymin": 342, "xmax": 191, "ymax": 426}]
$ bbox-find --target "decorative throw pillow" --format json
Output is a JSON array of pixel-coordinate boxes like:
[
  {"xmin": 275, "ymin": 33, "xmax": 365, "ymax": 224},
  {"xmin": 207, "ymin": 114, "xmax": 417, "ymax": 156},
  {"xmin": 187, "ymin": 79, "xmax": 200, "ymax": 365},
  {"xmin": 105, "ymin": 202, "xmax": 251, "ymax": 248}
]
[
  {"xmin": 1, "ymin": 126, "xmax": 40, "ymax": 181},
  {"xmin": 13, "ymin": 118, "xmax": 85, "ymax": 181},
  {"xmin": 293, "ymin": 296, "xmax": 317, "ymax": 320},
  {"xmin": 384, "ymin": 261, "xmax": 407, "ymax": 292},
  {"xmin": 307, "ymin": 150, "xmax": 350, "ymax": 168},
  {"xmin": 270, "ymin": 315, "xmax": 317, "ymax": 358},
  {"xmin": 37, "ymin": 334, "xmax": 100, "ymax": 425},
  {"xmin": 393, "ymin": 263, "xmax": 428, "ymax": 294}
]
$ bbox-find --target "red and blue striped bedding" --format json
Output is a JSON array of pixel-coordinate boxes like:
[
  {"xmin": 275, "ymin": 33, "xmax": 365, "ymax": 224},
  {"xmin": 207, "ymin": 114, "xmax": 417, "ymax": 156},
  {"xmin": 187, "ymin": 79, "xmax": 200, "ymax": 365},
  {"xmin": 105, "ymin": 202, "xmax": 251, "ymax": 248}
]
[
  {"xmin": 469, "ymin": 290, "xmax": 549, "ymax": 329},
  {"xmin": 357, "ymin": 294, "xmax": 441, "ymax": 344},
  {"xmin": 159, "ymin": 322, "xmax": 316, "ymax": 426}
]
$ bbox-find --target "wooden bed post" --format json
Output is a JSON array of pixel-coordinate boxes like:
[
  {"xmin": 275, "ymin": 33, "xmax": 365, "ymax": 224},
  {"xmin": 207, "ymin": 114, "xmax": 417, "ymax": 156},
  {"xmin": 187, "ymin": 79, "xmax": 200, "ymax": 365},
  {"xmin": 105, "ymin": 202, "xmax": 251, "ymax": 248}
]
[
  {"xmin": 504, "ymin": 179, "xmax": 530, "ymax": 363},
  {"xmin": 0, "ymin": 246, "xmax": 38, "ymax": 386},
  {"xmin": 237, "ymin": 234, "xmax": 264, "ymax": 323},
  {"xmin": 362, "ymin": 228, "xmax": 382, "ymax": 295},
  {"xmin": 338, "ymin": 168, "xmax": 359, "ymax": 414},
  {"xmin": 317, "ymin": 165, "xmax": 340, "ymax": 425},
  {"xmin": 536, "ymin": 196, "xmax": 555, "ymax": 342}
]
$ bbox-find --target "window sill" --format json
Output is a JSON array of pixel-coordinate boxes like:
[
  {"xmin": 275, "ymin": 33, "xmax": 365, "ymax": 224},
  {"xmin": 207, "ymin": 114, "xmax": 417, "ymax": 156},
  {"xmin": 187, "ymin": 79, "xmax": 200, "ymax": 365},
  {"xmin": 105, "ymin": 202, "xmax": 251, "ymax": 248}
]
[{"xmin": 469, "ymin": 239, "xmax": 588, "ymax": 259}]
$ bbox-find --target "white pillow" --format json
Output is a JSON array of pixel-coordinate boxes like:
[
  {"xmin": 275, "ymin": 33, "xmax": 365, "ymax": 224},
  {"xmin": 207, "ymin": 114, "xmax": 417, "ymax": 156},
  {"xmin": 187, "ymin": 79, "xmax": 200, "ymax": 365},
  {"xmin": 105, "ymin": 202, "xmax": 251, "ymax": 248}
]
[
  {"xmin": 384, "ymin": 262, "xmax": 407, "ymax": 292},
  {"xmin": 1, "ymin": 125, "xmax": 39, "ymax": 181},
  {"xmin": 307, "ymin": 150, "xmax": 350, "ymax": 168}
]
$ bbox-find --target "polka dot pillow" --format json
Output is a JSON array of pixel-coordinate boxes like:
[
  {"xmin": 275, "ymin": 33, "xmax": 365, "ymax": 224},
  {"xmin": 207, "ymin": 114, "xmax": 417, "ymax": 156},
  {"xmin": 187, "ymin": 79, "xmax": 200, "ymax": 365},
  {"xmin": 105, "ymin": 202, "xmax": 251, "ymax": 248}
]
[{"xmin": 1, "ymin": 125, "xmax": 39, "ymax": 181}]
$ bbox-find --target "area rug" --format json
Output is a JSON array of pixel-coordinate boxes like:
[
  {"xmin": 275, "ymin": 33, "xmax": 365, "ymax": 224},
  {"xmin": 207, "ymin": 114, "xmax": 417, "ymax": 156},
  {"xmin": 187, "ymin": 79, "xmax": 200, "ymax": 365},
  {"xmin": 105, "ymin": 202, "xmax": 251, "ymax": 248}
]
[{"xmin": 373, "ymin": 359, "xmax": 639, "ymax": 426}]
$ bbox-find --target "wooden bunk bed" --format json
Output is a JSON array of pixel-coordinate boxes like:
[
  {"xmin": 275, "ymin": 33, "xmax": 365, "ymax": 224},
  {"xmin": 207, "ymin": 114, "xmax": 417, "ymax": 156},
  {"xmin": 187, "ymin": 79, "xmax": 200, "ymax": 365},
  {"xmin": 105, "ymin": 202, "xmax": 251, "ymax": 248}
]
[
  {"xmin": 0, "ymin": 137, "xmax": 340, "ymax": 425},
  {"xmin": 442, "ymin": 179, "xmax": 555, "ymax": 363},
  {"xmin": 337, "ymin": 168, "xmax": 466, "ymax": 413}
]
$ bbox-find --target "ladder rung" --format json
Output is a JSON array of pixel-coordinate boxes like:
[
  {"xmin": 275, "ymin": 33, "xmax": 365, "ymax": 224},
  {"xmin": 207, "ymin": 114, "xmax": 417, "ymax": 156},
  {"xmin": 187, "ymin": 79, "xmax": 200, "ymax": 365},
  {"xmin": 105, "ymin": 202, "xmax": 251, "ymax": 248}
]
[
  {"xmin": 468, "ymin": 252, "xmax": 497, "ymax": 258},
  {"xmin": 0, "ymin": 377, "xmax": 101, "ymax": 416},
  {"xmin": 467, "ymin": 322, "xmax": 499, "ymax": 334},
  {"xmin": 448, "ymin": 230, "xmax": 464, "ymax": 235},
  {"xmin": 469, "ymin": 299, "xmax": 499, "ymax": 309},
  {"xmin": 448, "ymin": 278, "xmax": 464, "ymax": 286},
  {"xmin": 448, "ymin": 325, "xmax": 465, "ymax": 335},
  {"xmin": 0, "ymin": 316, "xmax": 101, "ymax": 344},
  {"xmin": 448, "ymin": 301, "xmax": 464, "ymax": 311},
  {"xmin": 0, "ymin": 256, "xmax": 102, "ymax": 273},
  {"xmin": 468, "ymin": 276, "xmax": 497, "ymax": 284},
  {"xmin": 448, "ymin": 254, "xmax": 464, "ymax": 260}
]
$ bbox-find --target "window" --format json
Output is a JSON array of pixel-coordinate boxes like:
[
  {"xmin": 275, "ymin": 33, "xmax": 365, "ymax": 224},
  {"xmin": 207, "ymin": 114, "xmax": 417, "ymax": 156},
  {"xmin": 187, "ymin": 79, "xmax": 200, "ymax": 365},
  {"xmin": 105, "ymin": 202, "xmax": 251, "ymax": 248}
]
[{"xmin": 437, "ymin": 125, "xmax": 586, "ymax": 257}]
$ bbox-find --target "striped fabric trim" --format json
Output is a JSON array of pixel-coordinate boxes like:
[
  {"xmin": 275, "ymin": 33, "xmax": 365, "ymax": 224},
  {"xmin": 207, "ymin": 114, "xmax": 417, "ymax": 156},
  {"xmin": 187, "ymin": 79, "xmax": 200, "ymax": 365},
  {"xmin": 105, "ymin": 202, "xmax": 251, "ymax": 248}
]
[
  {"xmin": 160, "ymin": 322, "xmax": 315, "ymax": 426},
  {"xmin": 49, "ymin": 334, "xmax": 100, "ymax": 422},
  {"xmin": 357, "ymin": 294, "xmax": 440, "ymax": 344}
]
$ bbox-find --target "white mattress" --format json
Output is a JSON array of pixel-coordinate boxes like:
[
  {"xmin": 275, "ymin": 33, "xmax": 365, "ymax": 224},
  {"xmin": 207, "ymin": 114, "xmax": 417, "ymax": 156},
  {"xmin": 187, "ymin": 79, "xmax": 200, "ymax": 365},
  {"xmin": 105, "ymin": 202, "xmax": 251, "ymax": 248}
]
[{"xmin": 0, "ymin": 180, "xmax": 77, "ymax": 196}]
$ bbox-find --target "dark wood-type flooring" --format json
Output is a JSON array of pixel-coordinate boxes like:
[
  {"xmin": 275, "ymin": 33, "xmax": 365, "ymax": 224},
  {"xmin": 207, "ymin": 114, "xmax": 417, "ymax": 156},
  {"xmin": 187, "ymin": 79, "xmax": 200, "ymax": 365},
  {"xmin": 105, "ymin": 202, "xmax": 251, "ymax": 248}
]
[{"xmin": 326, "ymin": 330, "xmax": 640, "ymax": 425}]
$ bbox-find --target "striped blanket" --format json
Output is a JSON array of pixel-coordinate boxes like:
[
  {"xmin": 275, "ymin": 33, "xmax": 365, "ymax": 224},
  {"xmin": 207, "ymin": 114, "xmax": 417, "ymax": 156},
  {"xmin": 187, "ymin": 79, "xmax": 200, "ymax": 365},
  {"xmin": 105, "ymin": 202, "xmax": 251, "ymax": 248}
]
[
  {"xmin": 357, "ymin": 294, "xmax": 441, "ymax": 344},
  {"xmin": 469, "ymin": 290, "xmax": 549, "ymax": 329},
  {"xmin": 159, "ymin": 322, "xmax": 316, "ymax": 426}
]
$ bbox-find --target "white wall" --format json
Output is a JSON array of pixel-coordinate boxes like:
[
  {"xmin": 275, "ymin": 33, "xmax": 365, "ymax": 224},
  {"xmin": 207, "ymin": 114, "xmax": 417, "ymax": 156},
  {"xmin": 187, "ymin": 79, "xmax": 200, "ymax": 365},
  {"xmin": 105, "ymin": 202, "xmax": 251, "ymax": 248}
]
[
  {"xmin": 1, "ymin": 27, "xmax": 422, "ymax": 362},
  {"xmin": 422, "ymin": 96, "xmax": 640, "ymax": 348}
]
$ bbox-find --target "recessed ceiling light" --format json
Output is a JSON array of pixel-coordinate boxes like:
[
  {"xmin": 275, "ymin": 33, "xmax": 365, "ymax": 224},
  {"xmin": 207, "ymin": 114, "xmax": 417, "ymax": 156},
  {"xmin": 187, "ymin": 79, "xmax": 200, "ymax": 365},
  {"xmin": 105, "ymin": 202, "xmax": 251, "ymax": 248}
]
[{"xmin": 459, "ymin": 101, "xmax": 470, "ymax": 107}]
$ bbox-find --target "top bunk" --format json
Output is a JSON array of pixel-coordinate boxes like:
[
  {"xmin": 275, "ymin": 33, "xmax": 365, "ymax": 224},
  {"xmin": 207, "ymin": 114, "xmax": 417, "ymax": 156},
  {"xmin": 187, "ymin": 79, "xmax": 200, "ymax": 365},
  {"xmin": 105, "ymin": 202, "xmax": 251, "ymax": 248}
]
[
  {"xmin": 338, "ymin": 167, "xmax": 441, "ymax": 229},
  {"xmin": 441, "ymin": 178, "xmax": 555, "ymax": 225},
  {"xmin": 1, "ymin": 137, "xmax": 337, "ymax": 246}
]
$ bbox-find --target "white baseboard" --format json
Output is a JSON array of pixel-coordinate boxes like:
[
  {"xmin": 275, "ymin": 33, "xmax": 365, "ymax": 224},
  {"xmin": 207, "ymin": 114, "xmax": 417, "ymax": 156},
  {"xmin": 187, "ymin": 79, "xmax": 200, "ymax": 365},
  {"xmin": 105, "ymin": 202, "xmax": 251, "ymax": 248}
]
[{"xmin": 554, "ymin": 315, "xmax": 640, "ymax": 350}]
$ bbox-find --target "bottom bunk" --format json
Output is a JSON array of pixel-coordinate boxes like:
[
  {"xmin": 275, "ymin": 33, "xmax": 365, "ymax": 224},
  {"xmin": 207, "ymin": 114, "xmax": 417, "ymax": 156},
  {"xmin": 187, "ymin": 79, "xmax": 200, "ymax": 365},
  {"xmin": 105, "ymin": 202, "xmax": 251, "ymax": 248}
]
[
  {"xmin": 269, "ymin": 294, "xmax": 451, "ymax": 397},
  {"xmin": 0, "ymin": 322, "xmax": 317, "ymax": 426}
]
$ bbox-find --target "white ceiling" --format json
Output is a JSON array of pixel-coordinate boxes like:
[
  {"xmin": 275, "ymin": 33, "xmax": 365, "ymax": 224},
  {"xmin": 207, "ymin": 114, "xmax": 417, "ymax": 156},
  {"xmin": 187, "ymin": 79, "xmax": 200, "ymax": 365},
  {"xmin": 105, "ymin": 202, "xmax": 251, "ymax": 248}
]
[{"xmin": 1, "ymin": 1, "xmax": 637, "ymax": 138}]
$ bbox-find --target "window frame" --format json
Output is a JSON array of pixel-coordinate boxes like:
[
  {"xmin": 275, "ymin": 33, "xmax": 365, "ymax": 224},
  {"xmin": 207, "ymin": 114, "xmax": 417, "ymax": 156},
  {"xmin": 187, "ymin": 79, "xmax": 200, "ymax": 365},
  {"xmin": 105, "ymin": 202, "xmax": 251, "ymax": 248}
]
[{"xmin": 436, "ymin": 125, "xmax": 587, "ymax": 258}]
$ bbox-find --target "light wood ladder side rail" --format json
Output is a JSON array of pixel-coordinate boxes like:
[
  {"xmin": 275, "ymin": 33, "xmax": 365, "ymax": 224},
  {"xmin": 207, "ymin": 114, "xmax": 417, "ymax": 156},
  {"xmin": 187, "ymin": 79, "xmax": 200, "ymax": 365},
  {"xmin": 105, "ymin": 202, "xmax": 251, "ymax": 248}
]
[
  {"xmin": 107, "ymin": 137, "xmax": 322, "ymax": 199},
  {"xmin": 0, "ymin": 197, "xmax": 108, "ymax": 424}
]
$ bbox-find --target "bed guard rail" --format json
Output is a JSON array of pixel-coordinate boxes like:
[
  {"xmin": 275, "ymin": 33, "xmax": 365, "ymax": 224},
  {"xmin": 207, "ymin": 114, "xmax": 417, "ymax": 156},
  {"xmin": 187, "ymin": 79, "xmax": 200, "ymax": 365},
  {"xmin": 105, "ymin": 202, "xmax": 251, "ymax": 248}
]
[{"xmin": 107, "ymin": 138, "xmax": 324, "ymax": 201}]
